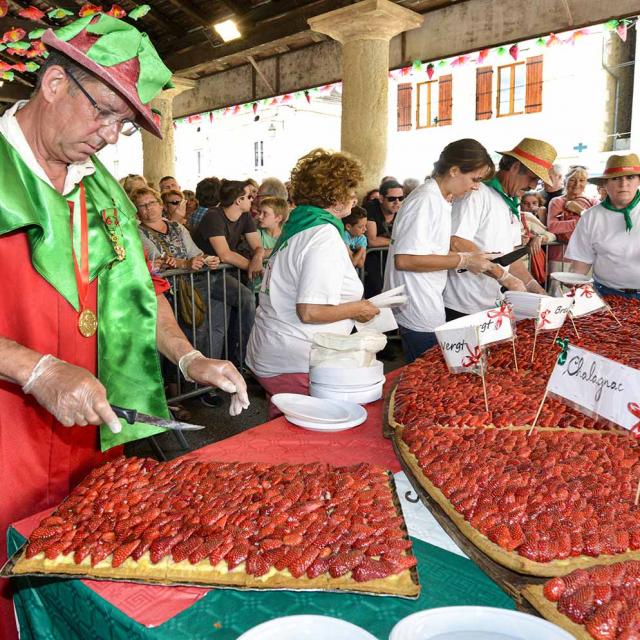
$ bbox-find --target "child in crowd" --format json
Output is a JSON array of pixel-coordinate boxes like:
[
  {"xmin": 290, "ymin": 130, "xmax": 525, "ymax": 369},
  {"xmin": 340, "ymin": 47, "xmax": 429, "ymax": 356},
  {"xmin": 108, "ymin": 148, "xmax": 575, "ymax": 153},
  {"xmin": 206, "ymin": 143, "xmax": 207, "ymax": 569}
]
[
  {"xmin": 342, "ymin": 207, "xmax": 368, "ymax": 269},
  {"xmin": 257, "ymin": 196, "xmax": 289, "ymax": 258}
]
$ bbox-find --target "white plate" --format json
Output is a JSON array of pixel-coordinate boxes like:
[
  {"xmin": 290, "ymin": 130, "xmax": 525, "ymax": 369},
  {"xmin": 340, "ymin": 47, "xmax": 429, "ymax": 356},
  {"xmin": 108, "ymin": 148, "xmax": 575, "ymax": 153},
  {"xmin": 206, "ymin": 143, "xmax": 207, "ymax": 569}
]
[
  {"xmin": 271, "ymin": 393, "xmax": 350, "ymax": 424},
  {"xmin": 550, "ymin": 271, "xmax": 594, "ymax": 286},
  {"xmin": 310, "ymin": 376, "xmax": 386, "ymax": 392},
  {"xmin": 309, "ymin": 381, "xmax": 383, "ymax": 404},
  {"xmin": 237, "ymin": 615, "xmax": 377, "ymax": 639},
  {"xmin": 389, "ymin": 607, "xmax": 574, "ymax": 640},
  {"xmin": 309, "ymin": 361, "xmax": 384, "ymax": 387},
  {"xmin": 285, "ymin": 403, "xmax": 367, "ymax": 432}
]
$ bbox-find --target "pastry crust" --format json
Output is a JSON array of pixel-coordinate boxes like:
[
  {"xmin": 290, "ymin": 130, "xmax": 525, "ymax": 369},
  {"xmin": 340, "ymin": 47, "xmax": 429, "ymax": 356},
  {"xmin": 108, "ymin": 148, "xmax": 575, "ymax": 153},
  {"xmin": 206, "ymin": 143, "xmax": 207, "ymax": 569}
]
[
  {"xmin": 12, "ymin": 549, "xmax": 418, "ymax": 596},
  {"xmin": 522, "ymin": 584, "xmax": 591, "ymax": 640},
  {"xmin": 11, "ymin": 464, "xmax": 419, "ymax": 598}
]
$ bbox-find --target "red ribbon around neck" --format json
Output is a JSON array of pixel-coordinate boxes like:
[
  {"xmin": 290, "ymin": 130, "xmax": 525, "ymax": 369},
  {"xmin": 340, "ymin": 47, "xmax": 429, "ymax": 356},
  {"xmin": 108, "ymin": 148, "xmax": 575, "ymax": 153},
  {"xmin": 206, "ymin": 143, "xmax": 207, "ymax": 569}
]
[{"xmin": 68, "ymin": 182, "xmax": 91, "ymax": 313}]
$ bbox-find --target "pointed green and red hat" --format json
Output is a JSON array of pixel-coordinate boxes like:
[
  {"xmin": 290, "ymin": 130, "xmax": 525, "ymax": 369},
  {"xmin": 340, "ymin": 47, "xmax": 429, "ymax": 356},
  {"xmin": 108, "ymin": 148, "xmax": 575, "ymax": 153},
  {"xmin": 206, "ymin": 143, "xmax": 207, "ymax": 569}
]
[{"xmin": 42, "ymin": 13, "xmax": 173, "ymax": 138}]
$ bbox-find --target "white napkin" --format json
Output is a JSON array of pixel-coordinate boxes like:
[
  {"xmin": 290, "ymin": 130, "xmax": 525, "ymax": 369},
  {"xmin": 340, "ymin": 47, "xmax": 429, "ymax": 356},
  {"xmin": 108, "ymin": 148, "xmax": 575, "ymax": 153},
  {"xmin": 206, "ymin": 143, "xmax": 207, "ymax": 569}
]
[{"xmin": 354, "ymin": 285, "xmax": 406, "ymax": 333}]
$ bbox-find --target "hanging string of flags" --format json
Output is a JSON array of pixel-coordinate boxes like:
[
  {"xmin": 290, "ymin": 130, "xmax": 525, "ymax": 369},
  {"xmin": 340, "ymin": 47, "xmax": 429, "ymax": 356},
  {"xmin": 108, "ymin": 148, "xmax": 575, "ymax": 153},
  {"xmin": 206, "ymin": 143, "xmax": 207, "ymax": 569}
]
[
  {"xmin": 0, "ymin": 4, "xmax": 150, "ymax": 81},
  {"xmin": 173, "ymin": 17, "xmax": 637, "ymax": 128}
]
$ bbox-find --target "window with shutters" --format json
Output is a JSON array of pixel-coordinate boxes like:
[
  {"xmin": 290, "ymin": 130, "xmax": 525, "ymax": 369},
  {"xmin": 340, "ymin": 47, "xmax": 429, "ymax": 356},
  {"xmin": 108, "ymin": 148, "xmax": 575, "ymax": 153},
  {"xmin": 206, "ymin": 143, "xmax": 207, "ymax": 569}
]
[
  {"xmin": 497, "ymin": 62, "xmax": 526, "ymax": 117},
  {"xmin": 397, "ymin": 83, "xmax": 413, "ymax": 131},
  {"xmin": 416, "ymin": 75, "xmax": 452, "ymax": 129},
  {"xmin": 475, "ymin": 67, "xmax": 493, "ymax": 120},
  {"xmin": 416, "ymin": 81, "xmax": 438, "ymax": 128}
]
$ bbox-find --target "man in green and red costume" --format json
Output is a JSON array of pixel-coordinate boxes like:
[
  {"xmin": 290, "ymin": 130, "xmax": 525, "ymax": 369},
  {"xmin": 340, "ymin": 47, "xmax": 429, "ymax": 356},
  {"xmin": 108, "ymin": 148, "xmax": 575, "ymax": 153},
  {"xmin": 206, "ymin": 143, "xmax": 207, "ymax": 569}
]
[{"xmin": 0, "ymin": 15, "xmax": 249, "ymax": 637}]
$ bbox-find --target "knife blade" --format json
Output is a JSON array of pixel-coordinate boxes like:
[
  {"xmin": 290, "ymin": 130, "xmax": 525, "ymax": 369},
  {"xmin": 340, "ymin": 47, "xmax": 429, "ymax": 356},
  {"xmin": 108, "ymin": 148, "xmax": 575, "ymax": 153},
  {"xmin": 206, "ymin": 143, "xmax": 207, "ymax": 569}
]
[
  {"xmin": 111, "ymin": 404, "xmax": 205, "ymax": 431},
  {"xmin": 457, "ymin": 246, "xmax": 530, "ymax": 273}
]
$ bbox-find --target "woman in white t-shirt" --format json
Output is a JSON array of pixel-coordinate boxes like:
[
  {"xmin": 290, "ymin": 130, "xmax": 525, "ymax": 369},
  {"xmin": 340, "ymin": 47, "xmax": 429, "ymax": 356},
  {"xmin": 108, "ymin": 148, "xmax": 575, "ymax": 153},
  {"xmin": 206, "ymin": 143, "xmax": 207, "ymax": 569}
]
[
  {"xmin": 384, "ymin": 139, "xmax": 496, "ymax": 363},
  {"xmin": 566, "ymin": 153, "xmax": 640, "ymax": 298},
  {"xmin": 246, "ymin": 149, "xmax": 379, "ymax": 414}
]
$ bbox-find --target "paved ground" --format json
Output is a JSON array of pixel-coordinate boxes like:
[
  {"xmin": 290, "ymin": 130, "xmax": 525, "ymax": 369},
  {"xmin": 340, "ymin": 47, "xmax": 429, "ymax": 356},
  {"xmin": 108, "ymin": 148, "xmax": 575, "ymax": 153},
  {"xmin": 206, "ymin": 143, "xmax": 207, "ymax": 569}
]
[{"xmin": 125, "ymin": 338, "xmax": 405, "ymax": 460}]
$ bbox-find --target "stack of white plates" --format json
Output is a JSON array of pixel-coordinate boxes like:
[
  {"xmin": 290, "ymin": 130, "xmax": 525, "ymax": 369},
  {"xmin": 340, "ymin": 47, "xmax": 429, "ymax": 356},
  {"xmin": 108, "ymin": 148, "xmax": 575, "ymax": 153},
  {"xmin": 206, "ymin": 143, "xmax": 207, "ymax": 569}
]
[
  {"xmin": 271, "ymin": 393, "xmax": 367, "ymax": 432},
  {"xmin": 308, "ymin": 361, "xmax": 385, "ymax": 405}
]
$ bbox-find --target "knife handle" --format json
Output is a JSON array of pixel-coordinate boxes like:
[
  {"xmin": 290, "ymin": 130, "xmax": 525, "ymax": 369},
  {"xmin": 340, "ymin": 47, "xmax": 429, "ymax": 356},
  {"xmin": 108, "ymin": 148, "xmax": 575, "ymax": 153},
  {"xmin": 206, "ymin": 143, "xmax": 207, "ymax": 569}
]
[{"xmin": 111, "ymin": 405, "xmax": 138, "ymax": 425}]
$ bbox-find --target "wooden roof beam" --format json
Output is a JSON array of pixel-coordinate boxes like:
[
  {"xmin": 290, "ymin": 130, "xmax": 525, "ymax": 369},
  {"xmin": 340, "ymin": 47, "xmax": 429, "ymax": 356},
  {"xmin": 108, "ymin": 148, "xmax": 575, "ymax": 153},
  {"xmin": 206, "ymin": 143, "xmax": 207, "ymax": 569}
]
[{"xmin": 165, "ymin": 0, "xmax": 355, "ymax": 74}]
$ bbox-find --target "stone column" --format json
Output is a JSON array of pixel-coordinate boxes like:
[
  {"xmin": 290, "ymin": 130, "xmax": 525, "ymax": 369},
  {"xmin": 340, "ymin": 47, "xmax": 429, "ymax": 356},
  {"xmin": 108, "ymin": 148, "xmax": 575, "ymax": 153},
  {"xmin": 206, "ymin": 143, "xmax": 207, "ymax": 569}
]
[
  {"xmin": 309, "ymin": 0, "xmax": 422, "ymax": 193},
  {"xmin": 141, "ymin": 77, "xmax": 197, "ymax": 188}
]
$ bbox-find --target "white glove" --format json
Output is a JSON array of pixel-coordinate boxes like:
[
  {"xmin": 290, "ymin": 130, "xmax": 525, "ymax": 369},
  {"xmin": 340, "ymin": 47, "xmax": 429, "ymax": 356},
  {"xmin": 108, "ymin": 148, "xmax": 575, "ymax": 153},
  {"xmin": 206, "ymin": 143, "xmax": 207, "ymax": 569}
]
[
  {"xmin": 457, "ymin": 252, "xmax": 494, "ymax": 274},
  {"xmin": 497, "ymin": 267, "xmax": 527, "ymax": 292},
  {"xmin": 22, "ymin": 355, "xmax": 122, "ymax": 433},
  {"xmin": 524, "ymin": 278, "xmax": 546, "ymax": 294},
  {"xmin": 179, "ymin": 351, "xmax": 250, "ymax": 416}
]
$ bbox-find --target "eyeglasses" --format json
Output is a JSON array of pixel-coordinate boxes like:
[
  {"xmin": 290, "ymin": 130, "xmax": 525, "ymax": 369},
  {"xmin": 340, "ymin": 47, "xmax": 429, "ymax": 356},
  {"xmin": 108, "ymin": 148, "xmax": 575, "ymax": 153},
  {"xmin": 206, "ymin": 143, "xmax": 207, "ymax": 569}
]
[
  {"xmin": 136, "ymin": 200, "xmax": 160, "ymax": 210},
  {"xmin": 384, "ymin": 195, "xmax": 405, "ymax": 202},
  {"xmin": 166, "ymin": 200, "xmax": 183, "ymax": 206},
  {"xmin": 66, "ymin": 69, "xmax": 140, "ymax": 137}
]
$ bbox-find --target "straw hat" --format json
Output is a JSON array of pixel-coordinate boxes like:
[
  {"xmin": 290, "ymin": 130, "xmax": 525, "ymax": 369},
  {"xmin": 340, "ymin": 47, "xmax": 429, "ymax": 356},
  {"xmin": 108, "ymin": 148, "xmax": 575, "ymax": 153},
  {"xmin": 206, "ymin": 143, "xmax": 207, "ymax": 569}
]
[
  {"xmin": 42, "ymin": 14, "xmax": 173, "ymax": 138},
  {"xmin": 498, "ymin": 138, "xmax": 557, "ymax": 185},
  {"xmin": 588, "ymin": 154, "xmax": 640, "ymax": 185}
]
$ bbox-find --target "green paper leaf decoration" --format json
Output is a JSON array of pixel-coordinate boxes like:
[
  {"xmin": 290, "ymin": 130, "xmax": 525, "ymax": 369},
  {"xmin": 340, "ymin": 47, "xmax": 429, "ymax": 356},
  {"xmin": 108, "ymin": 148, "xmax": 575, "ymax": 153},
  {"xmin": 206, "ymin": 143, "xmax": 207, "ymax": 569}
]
[
  {"xmin": 29, "ymin": 29, "xmax": 45, "ymax": 39},
  {"xmin": 605, "ymin": 19, "xmax": 619, "ymax": 31},
  {"xmin": 25, "ymin": 61, "xmax": 40, "ymax": 72},
  {"xmin": 412, "ymin": 60, "xmax": 423, "ymax": 72},
  {"xmin": 42, "ymin": 50, "xmax": 49, "ymax": 57},
  {"xmin": 2, "ymin": 70, "xmax": 15, "ymax": 80},
  {"xmin": 536, "ymin": 37, "xmax": 546, "ymax": 46},
  {"xmin": 128, "ymin": 4, "xmax": 150, "ymax": 20},
  {"xmin": 496, "ymin": 46, "xmax": 506, "ymax": 55},
  {"xmin": 0, "ymin": 44, "xmax": 5, "ymax": 51},
  {"xmin": 47, "ymin": 8, "xmax": 73, "ymax": 19},
  {"xmin": 7, "ymin": 41, "xmax": 31, "ymax": 50},
  {"xmin": 437, "ymin": 59, "xmax": 447, "ymax": 67}
]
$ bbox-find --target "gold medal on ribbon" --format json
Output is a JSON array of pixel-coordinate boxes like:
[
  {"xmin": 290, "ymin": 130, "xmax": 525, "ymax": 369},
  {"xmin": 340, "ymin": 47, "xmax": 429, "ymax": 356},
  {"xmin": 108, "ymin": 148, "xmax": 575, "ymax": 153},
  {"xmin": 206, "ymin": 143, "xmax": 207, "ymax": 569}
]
[{"xmin": 78, "ymin": 308, "xmax": 98, "ymax": 337}]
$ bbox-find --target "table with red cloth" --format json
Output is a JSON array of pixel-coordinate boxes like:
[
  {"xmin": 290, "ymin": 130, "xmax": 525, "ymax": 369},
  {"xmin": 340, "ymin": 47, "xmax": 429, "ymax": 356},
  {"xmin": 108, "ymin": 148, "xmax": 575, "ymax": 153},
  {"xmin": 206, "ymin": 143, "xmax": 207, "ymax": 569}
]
[{"xmin": 7, "ymin": 374, "xmax": 514, "ymax": 639}]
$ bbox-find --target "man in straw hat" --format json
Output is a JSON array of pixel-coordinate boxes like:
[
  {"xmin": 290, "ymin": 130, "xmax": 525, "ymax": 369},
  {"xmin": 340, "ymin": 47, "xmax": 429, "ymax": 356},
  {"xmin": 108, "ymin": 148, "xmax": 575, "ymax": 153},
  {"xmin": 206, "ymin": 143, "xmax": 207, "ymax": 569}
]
[
  {"xmin": 443, "ymin": 137, "xmax": 555, "ymax": 318},
  {"xmin": 566, "ymin": 153, "xmax": 640, "ymax": 298},
  {"xmin": 0, "ymin": 14, "xmax": 249, "ymax": 635}
]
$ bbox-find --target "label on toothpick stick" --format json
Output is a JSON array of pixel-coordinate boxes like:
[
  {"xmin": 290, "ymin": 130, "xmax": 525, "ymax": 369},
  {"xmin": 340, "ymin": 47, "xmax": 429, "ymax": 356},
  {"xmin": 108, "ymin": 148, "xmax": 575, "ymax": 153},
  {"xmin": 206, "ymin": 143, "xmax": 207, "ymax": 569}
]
[
  {"xmin": 535, "ymin": 297, "xmax": 573, "ymax": 332},
  {"xmin": 547, "ymin": 343, "xmax": 640, "ymax": 434},
  {"xmin": 435, "ymin": 302, "xmax": 514, "ymax": 349},
  {"xmin": 565, "ymin": 284, "xmax": 607, "ymax": 318},
  {"xmin": 435, "ymin": 324, "xmax": 486, "ymax": 375}
]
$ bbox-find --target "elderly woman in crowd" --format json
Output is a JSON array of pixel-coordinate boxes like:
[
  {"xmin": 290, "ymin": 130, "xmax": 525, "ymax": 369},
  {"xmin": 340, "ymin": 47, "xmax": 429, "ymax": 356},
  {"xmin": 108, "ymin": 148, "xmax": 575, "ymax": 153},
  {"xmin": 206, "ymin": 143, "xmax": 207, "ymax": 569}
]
[
  {"xmin": 247, "ymin": 148, "xmax": 379, "ymax": 412},
  {"xmin": 121, "ymin": 173, "xmax": 148, "ymax": 199},
  {"xmin": 567, "ymin": 154, "xmax": 640, "ymax": 300},
  {"xmin": 384, "ymin": 139, "xmax": 495, "ymax": 362},
  {"xmin": 546, "ymin": 167, "xmax": 598, "ymax": 282}
]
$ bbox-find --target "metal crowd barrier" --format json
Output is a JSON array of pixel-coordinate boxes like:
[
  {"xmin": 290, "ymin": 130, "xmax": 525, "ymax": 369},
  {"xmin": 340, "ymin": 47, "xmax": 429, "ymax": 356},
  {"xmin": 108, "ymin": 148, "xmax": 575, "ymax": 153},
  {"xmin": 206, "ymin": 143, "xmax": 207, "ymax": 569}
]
[{"xmin": 158, "ymin": 263, "xmax": 251, "ymax": 403}]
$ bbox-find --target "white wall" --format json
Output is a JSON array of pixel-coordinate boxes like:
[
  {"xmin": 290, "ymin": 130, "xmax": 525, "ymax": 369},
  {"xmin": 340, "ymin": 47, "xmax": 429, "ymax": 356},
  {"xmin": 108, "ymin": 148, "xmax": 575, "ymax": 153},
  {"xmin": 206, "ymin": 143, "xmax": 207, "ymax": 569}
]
[
  {"xmin": 385, "ymin": 28, "xmax": 613, "ymax": 183},
  {"xmin": 170, "ymin": 94, "xmax": 342, "ymax": 190}
]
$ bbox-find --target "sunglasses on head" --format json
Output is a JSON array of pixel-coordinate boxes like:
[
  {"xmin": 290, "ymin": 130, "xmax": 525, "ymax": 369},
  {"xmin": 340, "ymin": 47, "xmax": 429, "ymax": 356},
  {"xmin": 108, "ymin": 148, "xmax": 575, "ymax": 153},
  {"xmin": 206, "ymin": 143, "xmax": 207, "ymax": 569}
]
[
  {"xmin": 385, "ymin": 195, "xmax": 404, "ymax": 202},
  {"xmin": 166, "ymin": 200, "xmax": 182, "ymax": 206}
]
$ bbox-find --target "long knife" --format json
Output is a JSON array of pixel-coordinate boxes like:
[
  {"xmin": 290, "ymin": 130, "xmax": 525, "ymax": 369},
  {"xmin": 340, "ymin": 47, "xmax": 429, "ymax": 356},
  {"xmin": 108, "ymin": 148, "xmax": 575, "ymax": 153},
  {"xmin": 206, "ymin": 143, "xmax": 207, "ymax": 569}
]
[
  {"xmin": 111, "ymin": 404, "xmax": 205, "ymax": 431},
  {"xmin": 457, "ymin": 246, "xmax": 530, "ymax": 273}
]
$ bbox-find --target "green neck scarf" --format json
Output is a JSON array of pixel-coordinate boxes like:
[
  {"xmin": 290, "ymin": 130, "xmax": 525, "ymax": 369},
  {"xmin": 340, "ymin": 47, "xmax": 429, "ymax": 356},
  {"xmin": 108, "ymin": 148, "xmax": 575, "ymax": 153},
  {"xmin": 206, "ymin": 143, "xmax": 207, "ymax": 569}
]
[
  {"xmin": 271, "ymin": 204, "xmax": 344, "ymax": 257},
  {"xmin": 0, "ymin": 132, "xmax": 168, "ymax": 451},
  {"xmin": 600, "ymin": 190, "xmax": 640, "ymax": 232},
  {"xmin": 485, "ymin": 176, "xmax": 520, "ymax": 220}
]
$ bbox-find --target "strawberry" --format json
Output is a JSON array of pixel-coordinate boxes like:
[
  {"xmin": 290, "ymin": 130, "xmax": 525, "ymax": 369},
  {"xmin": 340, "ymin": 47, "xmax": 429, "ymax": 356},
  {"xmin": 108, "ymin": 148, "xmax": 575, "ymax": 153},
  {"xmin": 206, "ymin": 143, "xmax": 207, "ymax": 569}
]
[
  {"xmin": 30, "ymin": 526, "xmax": 62, "ymax": 540},
  {"xmin": 225, "ymin": 541, "xmax": 250, "ymax": 570},
  {"xmin": 187, "ymin": 536, "xmax": 222, "ymax": 565},
  {"xmin": 282, "ymin": 532, "xmax": 303, "ymax": 546},
  {"xmin": 261, "ymin": 547, "xmax": 286, "ymax": 568},
  {"xmin": 111, "ymin": 540, "xmax": 140, "ymax": 569},
  {"xmin": 563, "ymin": 568, "xmax": 590, "ymax": 595},
  {"xmin": 171, "ymin": 536, "xmax": 203, "ymax": 563},
  {"xmin": 307, "ymin": 556, "xmax": 330, "ymax": 579},
  {"xmin": 44, "ymin": 540, "xmax": 66, "ymax": 560},
  {"xmin": 288, "ymin": 545, "xmax": 321, "ymax": 578},
  {"xmin": 25, "ymin": 539, "xmax": 48, "ymax": 559},
  {"xmin": 91, "ymin": 542, "xmax": 116, "ymax": 567},
  {"xmin": 245, "ymin": 550, "xmax": 270, "ymax": 576},
  {"xmin": 585, "ymin": 599, "xmax": 623, "ymax": 640},
  {"xmin": 558, "ymin": 585, "xmax": 595, "ymax": 623},
  {"xmin": 385, "ymin": 554, "xmax": 418, "ymax": 572},
  {"xmin": 149, "ymin": 535, "xmax": 179, "ymax": 564},
  {"xmin": 593, "ymin": 584, "xmax": 613, "ymax": 607},
  {"xmin": 352, "ymin": 557, "xmax": 394, "ymax": 582},
  {"xmin": 328, "ymin": 550, "xmax": 364, "ymax": 578},
  {"xmin": 543, "ymin": 577, "xmax": 566, "ymax": 602}
]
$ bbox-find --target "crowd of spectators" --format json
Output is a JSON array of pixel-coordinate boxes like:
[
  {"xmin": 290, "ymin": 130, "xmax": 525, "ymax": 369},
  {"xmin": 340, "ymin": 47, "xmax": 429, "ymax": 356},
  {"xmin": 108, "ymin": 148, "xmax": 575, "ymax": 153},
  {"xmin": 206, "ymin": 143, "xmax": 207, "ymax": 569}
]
[{"xmin": 121, "ymin": 145, "xmax": 630, "ymax": 412}]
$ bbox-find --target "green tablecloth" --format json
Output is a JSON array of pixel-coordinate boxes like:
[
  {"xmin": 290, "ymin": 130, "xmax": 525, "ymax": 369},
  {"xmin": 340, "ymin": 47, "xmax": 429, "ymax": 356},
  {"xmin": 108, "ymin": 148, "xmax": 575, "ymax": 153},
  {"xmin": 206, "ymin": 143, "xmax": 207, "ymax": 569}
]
[{"xmin": 9, "ymin": 528, "xmax": 514, "ymax": 640}]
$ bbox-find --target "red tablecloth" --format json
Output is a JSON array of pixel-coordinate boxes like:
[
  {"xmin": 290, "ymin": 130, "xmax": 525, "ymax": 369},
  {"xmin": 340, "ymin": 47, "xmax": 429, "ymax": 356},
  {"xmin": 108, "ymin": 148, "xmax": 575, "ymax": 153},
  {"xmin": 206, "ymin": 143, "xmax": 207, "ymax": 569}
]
[{"xmin": 12, "ymin": 371, "xmax": 402, "ymax": 628}]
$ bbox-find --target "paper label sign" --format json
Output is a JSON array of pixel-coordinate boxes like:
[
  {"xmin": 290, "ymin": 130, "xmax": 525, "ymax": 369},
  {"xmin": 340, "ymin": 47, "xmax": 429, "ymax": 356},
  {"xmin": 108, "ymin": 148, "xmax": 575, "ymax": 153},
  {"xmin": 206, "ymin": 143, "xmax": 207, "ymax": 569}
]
[
  {"xmin": 565, "ymin": 284, "xmax": 607, "ymax": 318},
  {"xmin": 435, "ymin": 302, "xmax": 514, "ymax": 348},
  {"xmin": 547, "ymin": 344, "xmax": 640, "ymax": 433},
  {"xmin": 536, "ymin": 297, "xmax": 574, "ymax": 332},
  {"xmin": 435, "ymin": 324, "xmax": 485, "ymax": 374}
]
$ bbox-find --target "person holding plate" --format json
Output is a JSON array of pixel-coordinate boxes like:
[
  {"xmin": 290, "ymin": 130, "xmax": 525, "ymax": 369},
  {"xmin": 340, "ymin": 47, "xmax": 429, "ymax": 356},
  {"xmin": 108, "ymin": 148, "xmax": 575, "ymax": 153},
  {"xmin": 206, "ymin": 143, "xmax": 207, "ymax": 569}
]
[
  {"xmin": 0, "ymin": 16, "xmax": 248, "ymax": 637},
  {"xmin": 566, "ymin": 154, "xmax": 640, "ymax": 299}
]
